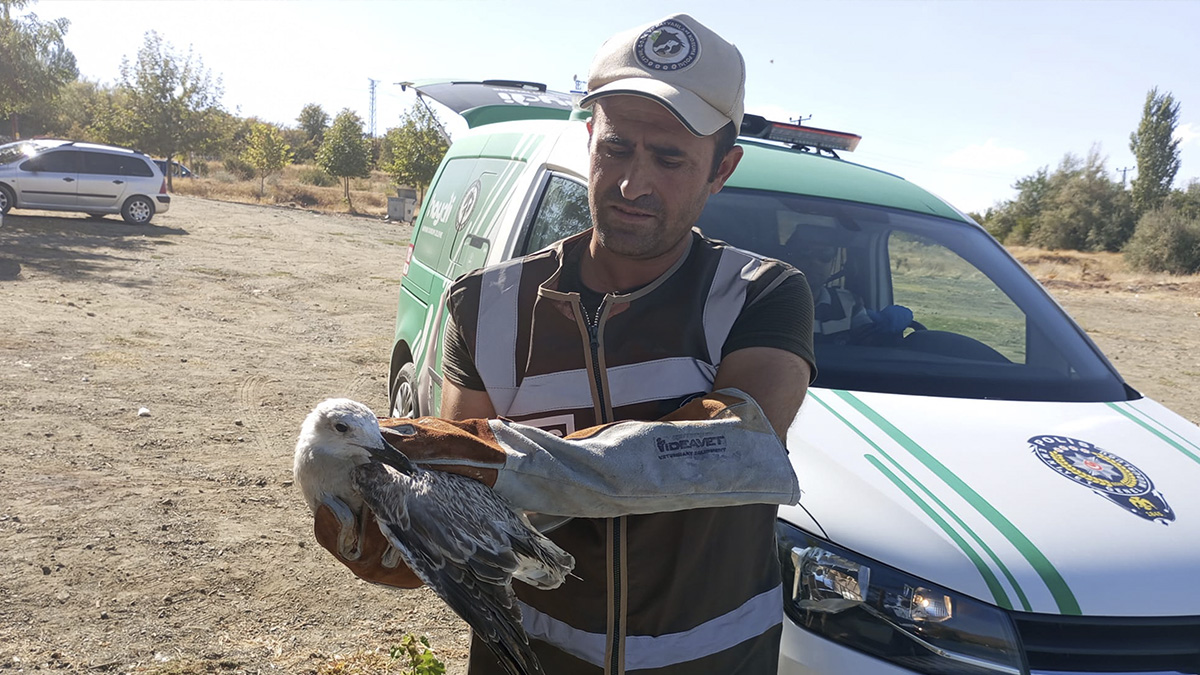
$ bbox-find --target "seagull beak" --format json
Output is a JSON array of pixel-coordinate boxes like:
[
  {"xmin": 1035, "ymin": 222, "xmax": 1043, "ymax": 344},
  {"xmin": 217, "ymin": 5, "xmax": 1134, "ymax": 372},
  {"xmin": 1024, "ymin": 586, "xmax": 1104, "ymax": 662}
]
[{"xmin": 366, "ymin": 431, "xmax": 417, "ymax": 475}]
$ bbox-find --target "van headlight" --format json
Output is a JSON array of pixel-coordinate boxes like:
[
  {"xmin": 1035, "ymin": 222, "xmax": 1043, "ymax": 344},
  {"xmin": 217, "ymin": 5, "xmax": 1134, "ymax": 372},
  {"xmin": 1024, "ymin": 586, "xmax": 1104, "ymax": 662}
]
[{"xmin": 777, "ymin": 521, "xmax": 1025, "ymax": 675}]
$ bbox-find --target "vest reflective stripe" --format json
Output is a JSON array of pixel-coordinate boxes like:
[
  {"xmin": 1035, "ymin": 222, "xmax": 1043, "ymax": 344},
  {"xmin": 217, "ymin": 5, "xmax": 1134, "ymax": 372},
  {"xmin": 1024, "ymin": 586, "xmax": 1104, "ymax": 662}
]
[
  {"xmin": 814, "ymin": 288, "xmax": 857, "ymax": 335},
  {"xmin": 520, "ymin": 584, "xmax": 784, "ymax": 670},
  {"xmin": 475, "ymin": 258, "xmax": 525, "ymax": 414},
  {"xmin": 703, "ymin": 248, "xmax": 760, "ymax": 365},
  {"xmin": 507, "ymin": 358, "xmax": 717, "ymax": 417}
]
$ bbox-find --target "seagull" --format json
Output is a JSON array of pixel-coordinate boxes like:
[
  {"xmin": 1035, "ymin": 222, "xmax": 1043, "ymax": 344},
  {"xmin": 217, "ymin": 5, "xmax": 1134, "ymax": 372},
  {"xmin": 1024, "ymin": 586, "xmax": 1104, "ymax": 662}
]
[{"xmin": 293, "ymin": 398, "xmax": 574, "ymax": 675}]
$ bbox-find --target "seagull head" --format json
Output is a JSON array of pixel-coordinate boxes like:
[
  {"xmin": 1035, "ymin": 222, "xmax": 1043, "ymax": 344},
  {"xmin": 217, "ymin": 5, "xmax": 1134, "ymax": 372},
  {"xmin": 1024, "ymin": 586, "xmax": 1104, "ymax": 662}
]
[{"xmin": 300, "ymin": 398, "xmax": 417, "ymax": 474}]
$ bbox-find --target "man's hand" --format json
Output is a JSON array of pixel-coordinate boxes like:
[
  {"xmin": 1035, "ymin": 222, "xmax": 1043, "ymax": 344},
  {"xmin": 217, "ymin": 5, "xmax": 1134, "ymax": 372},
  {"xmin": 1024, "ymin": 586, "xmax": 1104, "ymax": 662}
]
[{"xmin": 313, "ymin": 501, "xmax": 423, "ymax": 589}]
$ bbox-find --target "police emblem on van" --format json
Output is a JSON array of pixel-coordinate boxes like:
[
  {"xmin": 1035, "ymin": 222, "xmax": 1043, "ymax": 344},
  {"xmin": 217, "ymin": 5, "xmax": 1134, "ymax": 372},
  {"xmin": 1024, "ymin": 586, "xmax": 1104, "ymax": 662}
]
[
  {"xmin": 636, "ymin": 19, "xmax": 699, "ymax": 71},
  {"xmin": 1028, "ymin": 435, "xmax": 1174, "ymax": 524}
]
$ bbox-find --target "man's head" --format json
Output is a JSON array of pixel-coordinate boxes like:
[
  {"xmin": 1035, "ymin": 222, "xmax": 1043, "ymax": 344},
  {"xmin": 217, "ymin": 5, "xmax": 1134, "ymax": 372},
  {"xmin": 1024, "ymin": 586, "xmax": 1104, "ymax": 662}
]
[
  {"xmin": 580, "ymin": 15, "xmax": 745, "ymax": 262},
  {"xmin": 580, "ymin": 13, "xmax": 745, "ymax": 137},
  {"xmin": 795, "ymin": 245, "xmax": 839, "ymax": 296}
]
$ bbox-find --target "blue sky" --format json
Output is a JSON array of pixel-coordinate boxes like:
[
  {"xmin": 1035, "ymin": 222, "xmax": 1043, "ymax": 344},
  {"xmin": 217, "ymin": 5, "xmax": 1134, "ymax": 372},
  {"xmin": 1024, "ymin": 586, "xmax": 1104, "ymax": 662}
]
[{"xmin": 31, "ymin": 0, "xmax": 1200, "ymax": 213}]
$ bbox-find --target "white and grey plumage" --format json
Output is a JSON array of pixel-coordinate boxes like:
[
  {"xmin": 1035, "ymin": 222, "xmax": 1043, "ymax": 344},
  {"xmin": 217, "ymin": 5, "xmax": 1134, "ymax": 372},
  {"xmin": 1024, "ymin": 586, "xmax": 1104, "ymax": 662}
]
[{"xmin": 293, "ymin": 398, "xmax": 574, "ymax": 675}]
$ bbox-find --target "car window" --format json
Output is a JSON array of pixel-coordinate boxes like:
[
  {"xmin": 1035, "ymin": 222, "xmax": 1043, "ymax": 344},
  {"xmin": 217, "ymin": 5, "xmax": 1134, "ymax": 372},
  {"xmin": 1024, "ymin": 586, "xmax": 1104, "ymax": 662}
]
[
  {"xmin": 0, "ymin": 142, "xmax": 35, "ymax": 166},
  {"xmin": 22, "ymin": 149, "xmax": 79, "ymax": 173},
  {"xmin": 888, "ymin": 231, "xmax": 1027, "ymax": 363},
  {"xmin": 523, "ymin": 175, "xmax": 589, "ymax": 254},
  {"xmin": 695, "ymin": 188, "xmax": 1129, "ymax": 402},
  {"xmin": 81, "ymin": 151, "xmax": 152, "ymax": 177},
  {"xmin": 125, "ymin": 157, "xmax": 154, "ymax": 177}
]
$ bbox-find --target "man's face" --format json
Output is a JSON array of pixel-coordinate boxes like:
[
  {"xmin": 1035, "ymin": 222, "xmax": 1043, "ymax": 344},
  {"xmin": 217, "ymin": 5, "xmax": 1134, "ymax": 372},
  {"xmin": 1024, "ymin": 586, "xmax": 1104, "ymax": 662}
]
[
  {"xmin": 587, "ymin": 96, "xmax": 741, "ymax": 260},
  {"xmin": 795, "ymin": 245, "xmax": 837, "ymax": 295}
]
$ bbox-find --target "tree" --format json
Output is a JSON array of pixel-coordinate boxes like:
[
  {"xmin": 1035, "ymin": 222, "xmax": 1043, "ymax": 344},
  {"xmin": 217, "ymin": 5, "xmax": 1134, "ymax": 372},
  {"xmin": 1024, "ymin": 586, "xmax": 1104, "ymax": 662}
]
[
  {"xmin": 293, "ymin": 103, "xmax": 328, "ymax": 164},
  {"xmin": 1123, "ymin": 206, "xmax": 1200, "ymax": 275},
  {"xmin": 114, "ymin": 31, "xmax": 225, "ymax": 190},
  {"xmin": 297, "ymin": 103, "xmax": 329, "ymax": 146},
  {"xmin": 1129, "ymin": 87, "xmax": 1181, "ymax": 216},
  {"xmin": 0, "ymin": 0, "xmax": 78, "ymax": 139},
  {"xmin": 1029, "ymin": 148, "xmax": 1134, "ymax": 251},
  {"xmin": 983, "ymin": 149, "xmax": 1134, "ymax": 251},
  {"xmin": 316, "ymin": 109, "xmax": 370, "ymax": 211},
  {"xmin": 382, "ymin": 103, "xmax": 450, "ymax": 203},
  {"xmin": 241, "ymin": 121, "xmax": 292, "ymax": 199},
  {"xmin": 983, "ymin": 167, "xmax": 1050, "ymax": 244}
]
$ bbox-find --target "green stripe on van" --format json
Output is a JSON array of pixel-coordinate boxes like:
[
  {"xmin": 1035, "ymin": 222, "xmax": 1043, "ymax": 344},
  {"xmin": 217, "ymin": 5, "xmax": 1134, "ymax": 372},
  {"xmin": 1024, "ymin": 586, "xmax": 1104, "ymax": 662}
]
[
  {"xmin": 809, "ymin": 392, "xmax": 1019, "ymax": 609},
  {"xmin": 864, "ymin": 455, "xmax": 1014, "ymax": 608},
  {"xmin": 1106, "ymin": 402, "xmax": 1200, "ymax": 467},
  {"xmin": 832, "ymin": 390, "xmax": 1081, "ymax": 615}
]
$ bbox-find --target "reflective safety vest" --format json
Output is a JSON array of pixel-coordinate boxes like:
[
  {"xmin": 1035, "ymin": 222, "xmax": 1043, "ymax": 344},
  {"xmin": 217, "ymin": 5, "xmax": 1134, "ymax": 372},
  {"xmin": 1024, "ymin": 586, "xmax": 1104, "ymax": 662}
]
[
  {"xmin": 447, "ymin": 230, "xmax": 795, "ymax": 675},
  {"xmin": 812, "ymin": 286, "xmax": 860, "ymax": 335}
]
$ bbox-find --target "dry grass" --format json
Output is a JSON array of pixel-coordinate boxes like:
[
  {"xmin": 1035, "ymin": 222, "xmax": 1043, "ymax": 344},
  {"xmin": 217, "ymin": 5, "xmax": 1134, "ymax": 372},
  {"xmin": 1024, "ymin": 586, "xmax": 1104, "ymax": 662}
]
[
  {"xmin": 169, "ymin": 162, "xmax": 401, "ymax": 216},
  {"xmin": 1007, "ymin": 245, "xmax": 1200, "ymax": 293}
]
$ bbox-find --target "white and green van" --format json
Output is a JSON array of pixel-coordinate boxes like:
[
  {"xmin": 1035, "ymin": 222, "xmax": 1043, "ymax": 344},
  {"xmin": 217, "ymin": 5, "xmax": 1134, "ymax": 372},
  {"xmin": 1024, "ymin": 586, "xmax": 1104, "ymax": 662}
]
[{"xmin": 389, "ymin": 81, "xmax": 1200, "ymax": 675}]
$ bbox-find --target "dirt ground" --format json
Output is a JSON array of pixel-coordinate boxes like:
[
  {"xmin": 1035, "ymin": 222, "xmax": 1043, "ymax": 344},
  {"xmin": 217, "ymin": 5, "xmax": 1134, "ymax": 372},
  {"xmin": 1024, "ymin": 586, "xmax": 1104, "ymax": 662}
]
[{"xmin": 2, "ymin": 197, "xmax": 1199, "ymax": 674}]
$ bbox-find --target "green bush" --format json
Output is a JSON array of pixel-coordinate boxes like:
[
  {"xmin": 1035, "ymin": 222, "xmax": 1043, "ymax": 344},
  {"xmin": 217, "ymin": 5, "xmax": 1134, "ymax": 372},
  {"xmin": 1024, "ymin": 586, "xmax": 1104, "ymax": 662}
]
[
  {"xmin": 223, "ymin": 156, "xmax": 256, "ymax": 181},
  {"xmin": 297, "ymin": 165, "xmax": 337, "ymax": 187},
  {"xmin": 1123, "ymin": 207, "xmax": 1200, "ymax": 274}
]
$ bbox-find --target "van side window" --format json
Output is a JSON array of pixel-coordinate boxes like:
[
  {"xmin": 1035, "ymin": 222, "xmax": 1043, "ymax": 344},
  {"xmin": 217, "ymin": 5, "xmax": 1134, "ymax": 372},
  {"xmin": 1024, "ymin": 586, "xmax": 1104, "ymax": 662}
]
[{"xmin": 524, "ymin": 175, "xmax": 589, "ymax": 254}]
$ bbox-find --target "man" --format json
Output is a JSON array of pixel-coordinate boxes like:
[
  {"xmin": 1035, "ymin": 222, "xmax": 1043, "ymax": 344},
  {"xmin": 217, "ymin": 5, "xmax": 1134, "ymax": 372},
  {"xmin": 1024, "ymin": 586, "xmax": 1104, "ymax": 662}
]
[
  {"xmin": 794, "ymin": 243, "xmax": 913, "ymax": 342},
  {"xmin": 794, "ymin": 244, "xmax": 872, "ymax": 337},
  {"xmin": 315, "ymin": 14, "xmax": 816, "ymax": 674}
]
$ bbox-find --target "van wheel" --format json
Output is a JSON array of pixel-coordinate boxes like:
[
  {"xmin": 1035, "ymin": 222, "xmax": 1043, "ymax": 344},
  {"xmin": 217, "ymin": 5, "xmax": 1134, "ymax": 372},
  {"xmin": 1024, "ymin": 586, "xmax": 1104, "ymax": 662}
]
[
  {"xmin": 390, "ymin": 362, "xmax": 418, "ymax": 418},
  {"xmin": 121, "ymin": 196, "xmax": 155, "ymax": 224},
  {"xmin": 0, "ymin": 185, "xmax": 14, "ymax": 214}
]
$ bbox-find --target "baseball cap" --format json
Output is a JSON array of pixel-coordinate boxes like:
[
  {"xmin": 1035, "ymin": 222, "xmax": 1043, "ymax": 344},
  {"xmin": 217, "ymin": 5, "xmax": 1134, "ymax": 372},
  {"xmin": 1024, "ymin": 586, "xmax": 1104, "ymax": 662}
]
[{"xmin": 579, "ymin": 14, "xmax": 745, "ymax": 137}]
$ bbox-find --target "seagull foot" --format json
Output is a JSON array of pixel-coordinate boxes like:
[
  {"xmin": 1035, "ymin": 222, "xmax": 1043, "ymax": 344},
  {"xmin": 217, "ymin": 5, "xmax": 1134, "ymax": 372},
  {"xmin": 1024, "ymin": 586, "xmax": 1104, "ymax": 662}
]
[
  {"xmin": 381, "ymin": 545, "xmax": 403, "ymax": 569},
  {"xmin": 321, "ymin": 497, "xmax": 362, "ymax": 561}
]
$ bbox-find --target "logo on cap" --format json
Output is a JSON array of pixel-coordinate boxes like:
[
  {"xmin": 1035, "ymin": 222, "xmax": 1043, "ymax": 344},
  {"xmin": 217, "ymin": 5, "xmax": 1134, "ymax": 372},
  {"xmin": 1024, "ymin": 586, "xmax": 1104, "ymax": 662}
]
[{"xmin": 635, "ymin": 18, "xmax": 699, "ymax": 71}]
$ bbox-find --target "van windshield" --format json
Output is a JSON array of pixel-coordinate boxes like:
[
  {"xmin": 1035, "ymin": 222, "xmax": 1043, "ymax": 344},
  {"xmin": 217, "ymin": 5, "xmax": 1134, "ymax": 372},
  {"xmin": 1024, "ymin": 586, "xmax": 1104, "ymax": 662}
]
[{"xmin": 695, "ymin": 188, "xmax": 1130, "ymax": 402}]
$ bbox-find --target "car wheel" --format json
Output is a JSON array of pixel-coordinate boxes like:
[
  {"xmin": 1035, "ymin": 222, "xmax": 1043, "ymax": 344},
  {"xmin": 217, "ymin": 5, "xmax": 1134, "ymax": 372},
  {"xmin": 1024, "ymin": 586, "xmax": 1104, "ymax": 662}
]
[
  {"xmin": 121, "ymin": 196, "xmax": 155, "ymax": 224},
  {"xmin": 0, "ymin": 184, "xmax": 14, "ymax": 214},
  {"xmin": 390, "ymin": 362, "xmax": 418, "ymax": 418}
]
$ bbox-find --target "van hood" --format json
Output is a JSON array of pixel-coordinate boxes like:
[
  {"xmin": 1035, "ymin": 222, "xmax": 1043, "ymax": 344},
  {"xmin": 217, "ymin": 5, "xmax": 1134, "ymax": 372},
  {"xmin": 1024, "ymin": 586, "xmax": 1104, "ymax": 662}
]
[{"xmin": 782, "ymin": 389, "xmax": 1200, "ymax": 616}]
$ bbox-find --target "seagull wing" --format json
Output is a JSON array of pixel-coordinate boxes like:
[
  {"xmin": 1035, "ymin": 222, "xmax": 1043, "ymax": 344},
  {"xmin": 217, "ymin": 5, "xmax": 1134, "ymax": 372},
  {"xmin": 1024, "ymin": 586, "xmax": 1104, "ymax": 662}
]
[{"xmin": 353, "ymin": 462, "xmax": 551, "ymax": 675}]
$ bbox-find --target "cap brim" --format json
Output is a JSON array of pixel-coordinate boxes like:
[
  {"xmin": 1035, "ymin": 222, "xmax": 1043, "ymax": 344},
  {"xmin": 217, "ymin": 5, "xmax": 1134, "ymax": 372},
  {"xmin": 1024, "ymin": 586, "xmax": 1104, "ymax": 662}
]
[{"xmin": 579, "ymin": 78, "xmax": 730, "ymax": 137}]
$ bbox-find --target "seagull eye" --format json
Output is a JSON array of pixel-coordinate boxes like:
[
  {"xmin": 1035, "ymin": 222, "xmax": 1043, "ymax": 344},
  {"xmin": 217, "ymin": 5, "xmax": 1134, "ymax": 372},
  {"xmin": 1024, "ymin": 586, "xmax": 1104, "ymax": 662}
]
[{"xmin": 334, "ymin": 423, "xmax": 349, "ymax": 433}]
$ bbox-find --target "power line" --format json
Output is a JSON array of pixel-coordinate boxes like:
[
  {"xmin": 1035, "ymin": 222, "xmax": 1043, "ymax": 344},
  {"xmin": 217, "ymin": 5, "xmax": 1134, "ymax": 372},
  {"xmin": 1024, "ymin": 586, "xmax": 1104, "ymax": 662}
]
[{"xmin": 1116, "ymin": 166, "xmax": 1134, "ymax": 186}]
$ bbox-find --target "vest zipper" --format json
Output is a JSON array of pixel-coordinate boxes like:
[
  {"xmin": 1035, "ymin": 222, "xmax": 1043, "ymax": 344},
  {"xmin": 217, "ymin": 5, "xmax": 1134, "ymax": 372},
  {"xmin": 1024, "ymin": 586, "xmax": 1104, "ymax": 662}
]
[
  {"xmin": 580, "ymin": 301, "xmax": 609, "ymax": 425},
  {"xmin": 581, "ymin": 299, "xmax": 622, "ymax": 674}
]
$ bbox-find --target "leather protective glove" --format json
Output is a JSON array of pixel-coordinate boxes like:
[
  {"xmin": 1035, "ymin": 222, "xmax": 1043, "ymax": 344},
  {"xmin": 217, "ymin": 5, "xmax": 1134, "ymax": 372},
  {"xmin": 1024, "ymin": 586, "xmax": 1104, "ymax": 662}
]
[
  {"xmin": 378, "ymin": 388, "xmax": 799, "ymax": 518},
  {"xmin": 313, "ymin": 499, "xmax": 423, "ymax": 589},
  {"xmin": 379, "ymin": 416, "xmax": 504, "ymax": 486}
]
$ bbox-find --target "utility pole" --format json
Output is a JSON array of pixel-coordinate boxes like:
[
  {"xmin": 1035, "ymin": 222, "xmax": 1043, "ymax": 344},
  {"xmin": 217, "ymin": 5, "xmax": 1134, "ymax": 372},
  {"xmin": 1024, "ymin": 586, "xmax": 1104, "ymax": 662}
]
[
  {"xmin": 790, "ymin": 114, "xmax": 812, "ymax": 126},
  {"xmin": 368, "ymin": 78, "xmax": 379, "ymax": 138},
  {"xmin": 1116, "ymin": 166, "xmax": 1134, "ymax": 186}
]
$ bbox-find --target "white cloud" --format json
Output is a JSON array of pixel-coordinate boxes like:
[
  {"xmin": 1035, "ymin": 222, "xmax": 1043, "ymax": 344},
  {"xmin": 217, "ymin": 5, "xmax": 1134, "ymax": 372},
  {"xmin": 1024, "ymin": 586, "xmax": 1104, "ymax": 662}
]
[
  {"xmin": 1174, "ymin": 122, "xmax": 1200, "ymax": 146},
  {"xmin": 941, "ymin": 139, "xmax": 1027, "ymax": 170}
]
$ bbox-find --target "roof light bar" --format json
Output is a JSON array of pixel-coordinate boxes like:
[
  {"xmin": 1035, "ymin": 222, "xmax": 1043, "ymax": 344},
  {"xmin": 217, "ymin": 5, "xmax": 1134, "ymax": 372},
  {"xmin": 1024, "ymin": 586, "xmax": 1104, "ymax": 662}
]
[{"xmin": 739, "ymin": 114, "xmax": 861, "ymax": 153}]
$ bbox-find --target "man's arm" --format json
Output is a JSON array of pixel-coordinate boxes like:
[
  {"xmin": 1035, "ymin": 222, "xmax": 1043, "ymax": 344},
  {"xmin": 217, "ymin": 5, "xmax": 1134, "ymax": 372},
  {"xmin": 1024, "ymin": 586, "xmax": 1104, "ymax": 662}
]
[
  {"xmin": 711, "ymin": 346, "xmax": 810, "ymax": 439},
  {"xmin": 442, "ymin": 378, "xmax": 497, "ymax": 420}
]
